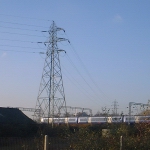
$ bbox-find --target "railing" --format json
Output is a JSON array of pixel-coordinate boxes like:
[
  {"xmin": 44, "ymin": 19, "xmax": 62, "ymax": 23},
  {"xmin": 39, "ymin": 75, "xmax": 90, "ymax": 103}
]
[
  {"xmin": 0, "ymin": 137, "xmax": 39, "ymax": 150},
  {"xmin": 0, "ymin": 134, "xmax": 150, "ymax": 150}
]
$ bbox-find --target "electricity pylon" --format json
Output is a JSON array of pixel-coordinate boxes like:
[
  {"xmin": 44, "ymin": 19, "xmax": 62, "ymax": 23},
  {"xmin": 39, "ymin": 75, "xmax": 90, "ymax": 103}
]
[
  {"xmin": 34, "ymin": 21, "xmax": 69, "ymax": 124},
  {"xmin": 112, "ymin": 100, "xmax": 119, "ymax": 115}
]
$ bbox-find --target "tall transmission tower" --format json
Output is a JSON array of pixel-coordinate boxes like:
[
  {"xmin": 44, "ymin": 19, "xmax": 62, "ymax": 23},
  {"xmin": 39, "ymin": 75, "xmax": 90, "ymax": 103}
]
[
  {"xmin": 34, "ymin": 21, "xmax": 69, "ymax": 122},
  {"xmin": 112, "ymin": 100, "xmax": 119, "ymax": 115}
]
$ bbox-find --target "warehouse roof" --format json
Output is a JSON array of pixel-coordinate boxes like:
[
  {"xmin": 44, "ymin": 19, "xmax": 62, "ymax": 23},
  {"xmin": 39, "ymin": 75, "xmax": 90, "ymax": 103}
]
[{"xmin": 0, "ymin": 107, "xmax": 35, "ymax": 124}]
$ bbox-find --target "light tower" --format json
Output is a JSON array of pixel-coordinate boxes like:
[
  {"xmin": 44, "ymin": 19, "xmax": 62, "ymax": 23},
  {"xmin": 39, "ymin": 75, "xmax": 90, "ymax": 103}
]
[{"xmin": 34, "ymin": 21, "xmax": 69, "ymax": 124}]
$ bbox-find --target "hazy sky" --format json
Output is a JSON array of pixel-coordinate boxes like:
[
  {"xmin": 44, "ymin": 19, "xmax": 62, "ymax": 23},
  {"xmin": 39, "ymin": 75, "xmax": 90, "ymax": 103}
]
[{"xmin": 0, "ymin": 1, "xmax": 150, "ymax": 117}]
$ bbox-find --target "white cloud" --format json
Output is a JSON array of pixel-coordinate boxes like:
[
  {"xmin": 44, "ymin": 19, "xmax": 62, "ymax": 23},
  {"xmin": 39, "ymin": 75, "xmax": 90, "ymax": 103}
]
[
  {"xmin": 1, "ymin": 52, "xmax": 7, "ymax": 58},
  {"xmin": 113, "ymin": 14, "xmax": 123, "ymax": 23}
]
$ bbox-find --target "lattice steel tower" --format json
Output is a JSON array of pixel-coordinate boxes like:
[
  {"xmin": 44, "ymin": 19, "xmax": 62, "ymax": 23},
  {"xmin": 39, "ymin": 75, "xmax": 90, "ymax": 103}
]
[{"xmin": 34, "ymin": 21, "xmax": 69, "ymax": 122}]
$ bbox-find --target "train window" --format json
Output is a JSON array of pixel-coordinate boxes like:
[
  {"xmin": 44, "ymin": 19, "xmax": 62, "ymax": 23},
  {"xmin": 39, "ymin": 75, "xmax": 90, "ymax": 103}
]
[{"xmin": 69, "ymin": 119, "xmax": 76, "ymax": 121}]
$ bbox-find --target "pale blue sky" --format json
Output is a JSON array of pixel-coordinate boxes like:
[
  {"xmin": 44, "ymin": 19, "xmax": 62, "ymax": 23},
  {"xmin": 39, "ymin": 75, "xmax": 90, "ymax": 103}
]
[{"xmin": 0, "ymin": 1, "xmax": 150, "ymax": 117}]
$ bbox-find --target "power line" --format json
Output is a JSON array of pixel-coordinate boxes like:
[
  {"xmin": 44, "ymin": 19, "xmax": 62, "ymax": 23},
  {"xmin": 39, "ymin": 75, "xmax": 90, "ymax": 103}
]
[
  {"xmin": 64, "ymin": 45, "xmax": 112, "ymax": 105},
  {"xmin": 63, "ymin": 54, "xmax": 113, "ymax": 109},
  {"xmin": 0, "ymin": 25, "xmax": 41, "ymax": 32},
  {"xmin": 0, "ymin": 38, "xmax": 37, "ymax": 43},
  {"xmin": 0, "ymin": 31, "xmax": 46, "ymax": 37},
  {"xmin": 0, "ymin": 20, "xmax": 48, "ymax": 28},
  {"xmin": 0, "ymin": 13, "xmax": 51, "ymax": 22},
  {"xmin": 0, "ymin": 16, "xmax": 113, "ymax": 113},
  {"xmin": 0, "ymin": 44, "xmax": 44, "ymax": 50},
  {"xmin": 0, "ymin": 49, "xmax": 45, "ymax": 54},
  {"xmin": 65, "ymin": 32, "xmax": 112, "ymax": 103},
  {"xmin": 65, "ymin": 53, "xmax": 105, "ymax": 102},
  {"xmin": 62, "ymin": 63, "xmax": 102, "ymax": 107}
]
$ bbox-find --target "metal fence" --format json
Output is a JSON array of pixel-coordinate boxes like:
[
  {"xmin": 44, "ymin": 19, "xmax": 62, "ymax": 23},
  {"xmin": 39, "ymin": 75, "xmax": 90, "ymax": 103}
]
[
  {"xmin": 0, "ymin": 135, "xmax": 125, "ymax": 150},
  {"xmin": 0, "ymin": 136, "xmax": 71, "ymax": 150},
  {"xmin": 0, "ymin": 134, "xmax": 150, "ymax": 150},
  {"xmin": 0, "ymin": 137, "xmax": 40, "ymax": 150}
]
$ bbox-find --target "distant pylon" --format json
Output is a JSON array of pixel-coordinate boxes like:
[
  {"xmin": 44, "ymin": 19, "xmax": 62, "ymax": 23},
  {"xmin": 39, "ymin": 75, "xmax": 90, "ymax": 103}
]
[
  {"xmin": 112, "ymin": 100, "xmax": 119, "ymax": 115},
  {"xmin": 34, "ymin": 21, "xmax": 69, "ymax": 123}
]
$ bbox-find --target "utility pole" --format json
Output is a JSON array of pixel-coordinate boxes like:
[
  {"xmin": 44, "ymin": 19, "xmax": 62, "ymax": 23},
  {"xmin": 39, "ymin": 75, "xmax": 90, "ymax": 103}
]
[{"xmin": 34, "ymin": 21, "xmax": 69, "ymax": 126}]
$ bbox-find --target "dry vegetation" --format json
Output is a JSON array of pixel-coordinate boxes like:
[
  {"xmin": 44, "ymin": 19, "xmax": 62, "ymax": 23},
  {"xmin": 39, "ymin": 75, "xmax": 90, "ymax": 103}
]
[{"xmin": 1, "ymin": 123, "xmax": 150, "ymax": 149}]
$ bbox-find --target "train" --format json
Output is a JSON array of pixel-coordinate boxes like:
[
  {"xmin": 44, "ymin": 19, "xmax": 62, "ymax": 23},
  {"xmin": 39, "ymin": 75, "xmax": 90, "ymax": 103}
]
[{"xmin": 40, "ymin": 115, "xmax": 150, "ymax": 124}]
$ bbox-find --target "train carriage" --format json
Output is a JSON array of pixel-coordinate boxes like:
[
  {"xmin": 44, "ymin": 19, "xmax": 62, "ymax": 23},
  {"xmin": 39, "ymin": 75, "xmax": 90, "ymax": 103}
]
[
  {"xmin": 88, "ymin": 117, "xmax": 107, "ymax": 124},
  {"xmin": 40, "ymin": 115, "xmax": 150, "ymax": 124},
  {"xmin": 108, "ymin": 116, "xmax": 123, "ymax": 123},
  {"xmin": 123, "ymin": 116, "xmax": 135, "ymax": 123},
  {"xmin": 67, "ymin": 117, "xmax": 78, "ymax": 124},
  {"xmin": 135, "ymin": 116, "xmax": 150, "ymax": 123},
  {"xmin": 78, "ymin": 117, "xmax": 88, "ymax": 123}
]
